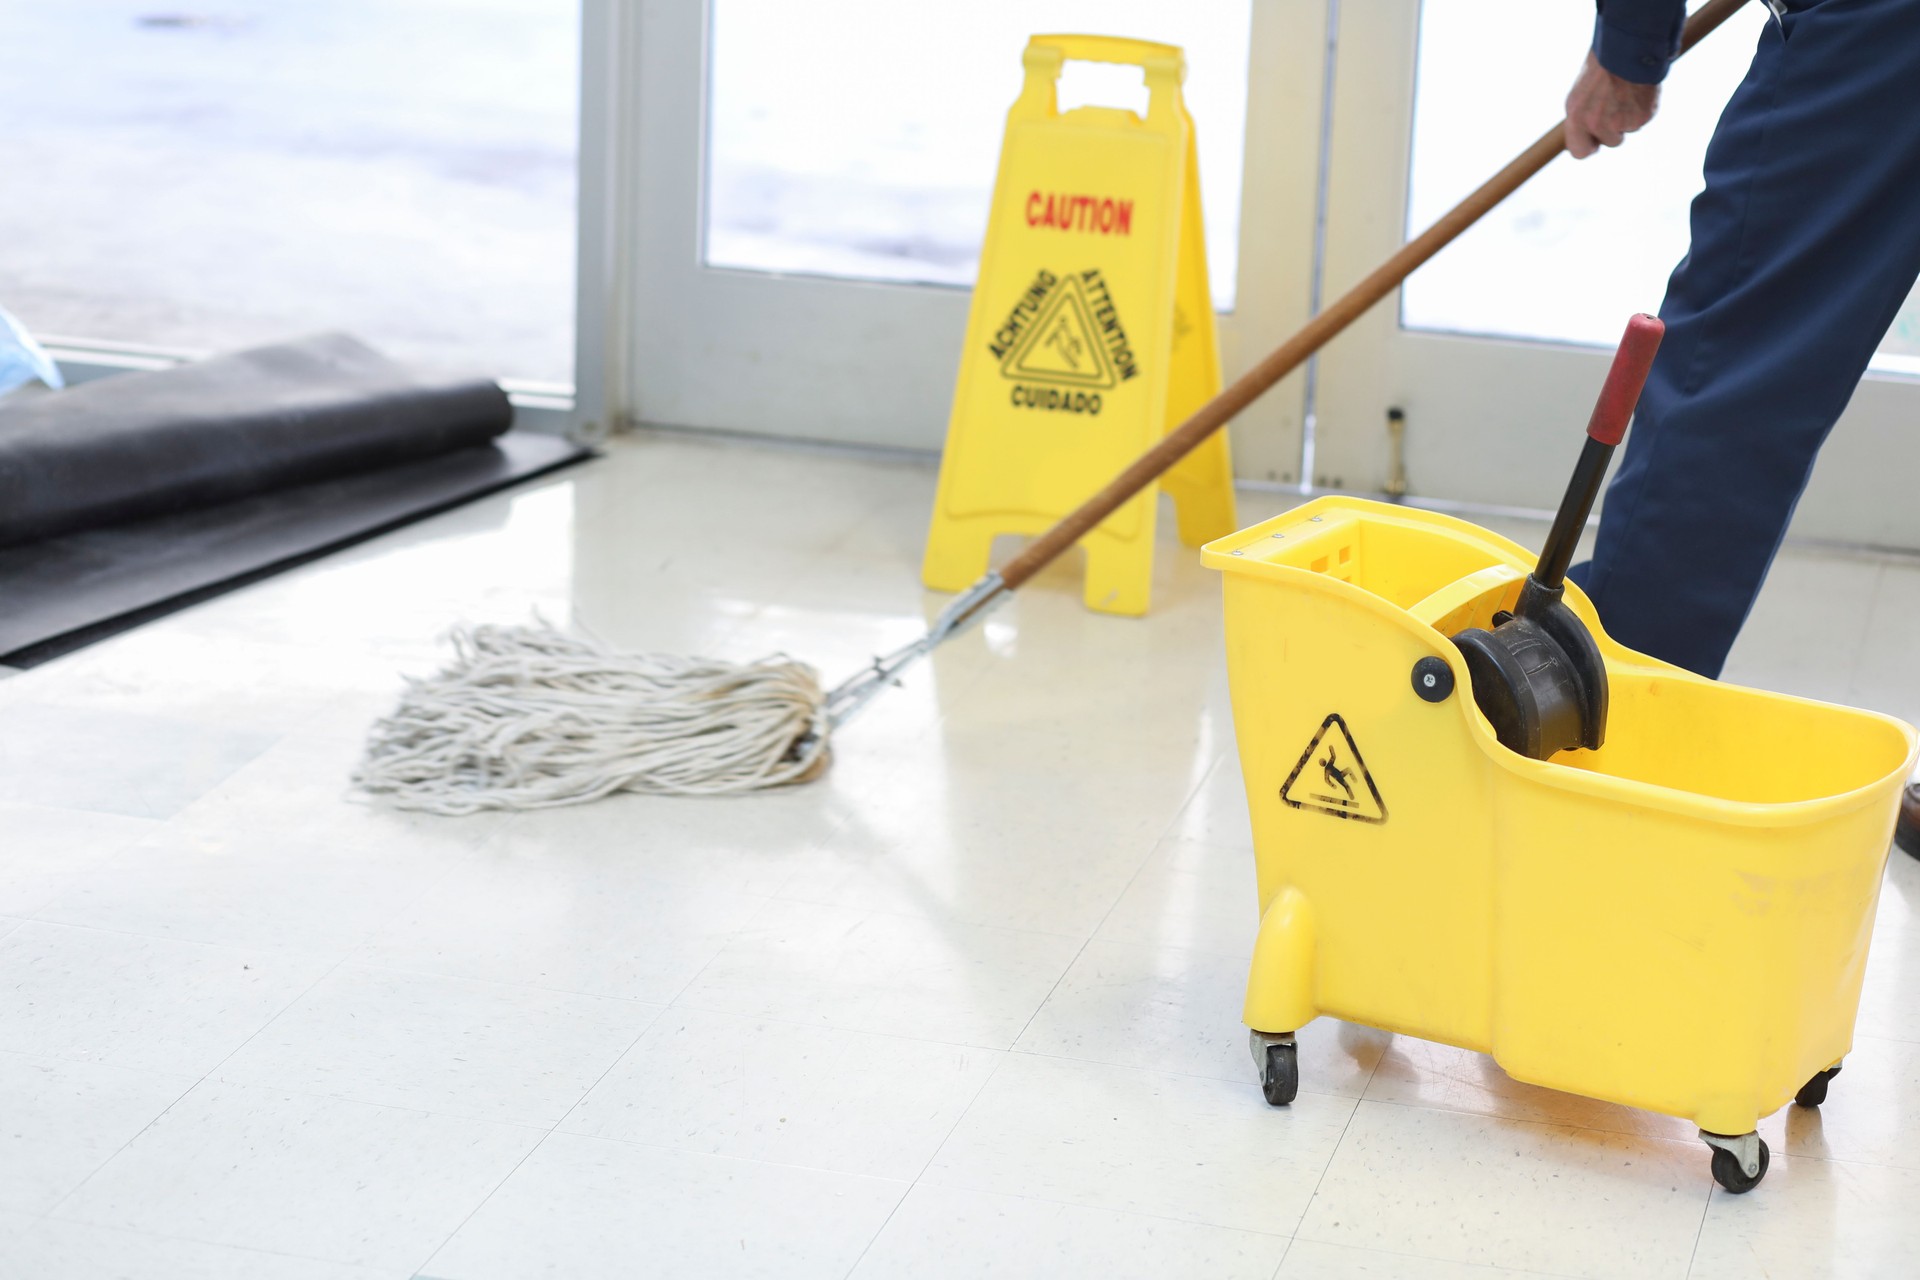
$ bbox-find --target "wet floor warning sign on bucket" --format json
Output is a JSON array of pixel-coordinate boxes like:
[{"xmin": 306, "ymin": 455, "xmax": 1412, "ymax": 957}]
[
  {"xmin": 921, "ymin": 34, "xmax": 1235, "ymax": 617},
  {"xmin": 1281, "ymin": 714, "xmax": 1388, "ymax": 825}
]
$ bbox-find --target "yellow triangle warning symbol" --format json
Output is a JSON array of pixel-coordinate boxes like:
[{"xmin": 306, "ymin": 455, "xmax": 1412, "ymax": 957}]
[
  {"xmin": 1280, "ymin": 714, "xmax": 1387, "ymax": 824},
  {"xmin": 1004, "ymin": 276, "xmax": 1117, "ymax": 388}
]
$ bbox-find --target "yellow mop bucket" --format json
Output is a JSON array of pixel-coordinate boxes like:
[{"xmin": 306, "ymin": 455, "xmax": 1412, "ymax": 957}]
[{"xmin": 1204, "ymin": 320, "xmax": 1918, "ymax": 1195}]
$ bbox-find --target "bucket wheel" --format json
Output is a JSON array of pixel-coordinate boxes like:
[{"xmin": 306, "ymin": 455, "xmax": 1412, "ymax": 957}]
[
  {"xmin": 1794, "ymin": 1064, "xmax": 1842, "ymax": 1108},
  {"xmin": 1249, "ymin": 1030, "xmax": 1298, "ymax": 1107},
  {"xmin": 1702, "ymin": 1130, "xmax": 1769, "ymax": 1194}
]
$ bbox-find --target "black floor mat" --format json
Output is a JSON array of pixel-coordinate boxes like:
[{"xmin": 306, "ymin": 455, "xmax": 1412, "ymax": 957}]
[
  {"xmin": 0, "ymin": 431, "xmax": 592, "ymax": 667},
  {"xmin": 0, "ymin": 333, "xmax": 518, "ymax": 549}
]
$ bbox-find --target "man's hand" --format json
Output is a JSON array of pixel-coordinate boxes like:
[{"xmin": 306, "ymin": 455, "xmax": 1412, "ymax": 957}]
[{"xmin": 1564, "ymin": 51, "xmax": 1660, "ymax": 158}]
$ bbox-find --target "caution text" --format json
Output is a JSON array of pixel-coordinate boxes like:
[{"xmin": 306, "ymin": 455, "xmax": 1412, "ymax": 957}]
[{"xmin": 1026, "ymin": 191, "xmax": 1133, "ymax": 236}]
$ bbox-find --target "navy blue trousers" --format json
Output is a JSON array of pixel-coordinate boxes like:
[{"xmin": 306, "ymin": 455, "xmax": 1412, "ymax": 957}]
[{"xmin": 1571, "ymin": 0, "xmax": 1920, "ymax": 677}]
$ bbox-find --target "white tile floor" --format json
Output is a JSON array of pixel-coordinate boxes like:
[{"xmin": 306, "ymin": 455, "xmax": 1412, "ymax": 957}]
[{"xmin": 3, "ymin": 434, "xmax": 1920, "ymax": 1279}]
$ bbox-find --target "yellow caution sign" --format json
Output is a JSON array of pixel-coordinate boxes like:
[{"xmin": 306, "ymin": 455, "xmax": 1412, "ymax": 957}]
[{"xmin": 922, "ymin": 34, "xmax": 1236, "ymax": 617}]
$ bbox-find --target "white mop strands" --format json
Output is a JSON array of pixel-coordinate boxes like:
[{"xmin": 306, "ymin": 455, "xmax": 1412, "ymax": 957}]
[{"xmin": 354, "ymin": 623, "xmax": 829, "ymax": 813}]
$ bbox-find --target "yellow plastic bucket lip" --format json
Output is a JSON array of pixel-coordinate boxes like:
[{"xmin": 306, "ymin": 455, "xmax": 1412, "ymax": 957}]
[
  {"xmin": 1201, "ymin": 494, "xmax": 1526, "ymax": 574},
  {"xmin": 1204, "ymin": 497, "xmax": 1920, "ymax": 826}
]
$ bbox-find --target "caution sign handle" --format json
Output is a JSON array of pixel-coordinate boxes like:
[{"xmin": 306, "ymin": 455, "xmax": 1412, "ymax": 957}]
[
  {"xmin": 1023, "ymin": 35, "xmax": 1184, "ymax": 132},
  {"xmin": 923, "ymin": 32, "xmax": 1235, "ymax": 616}
]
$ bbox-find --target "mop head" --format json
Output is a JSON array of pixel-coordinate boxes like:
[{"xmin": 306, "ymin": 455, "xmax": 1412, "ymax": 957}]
[{"xmin": 354, "ymin": 622, "xmax": 829, "ymax": 814}]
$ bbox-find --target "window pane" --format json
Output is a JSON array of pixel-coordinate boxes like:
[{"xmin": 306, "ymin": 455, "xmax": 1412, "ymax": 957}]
[
  {"xmin": 706, "ymin": 0, "xmax": 1250, "ymax": 310},
  {"xmin": 1402, "ymin": 0, "xmax": 1920, "ymax": 377},
  {"xmin": 0, "ymin": 0, "xmax": 578, "ymax": 385}
]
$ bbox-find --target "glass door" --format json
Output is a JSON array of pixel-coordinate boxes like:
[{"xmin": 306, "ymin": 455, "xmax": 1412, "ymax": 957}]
[
  {"xmin": 608, "ymin": 0, "xmax": 1330, "ymax": 484},
  {"xmin": 1, "ymin": 1, "xmax": 580, "ymax": 409},
  {"xmin": 1309, "ymin": 0, "xmax": 1920, "ymax": 547}
]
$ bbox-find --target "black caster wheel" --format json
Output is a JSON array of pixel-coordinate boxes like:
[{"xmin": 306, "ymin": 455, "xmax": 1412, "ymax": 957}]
[
  {"xmin": 1710, "ymin": 1138, "xmax": 1770, "ymax": 1195},
  {"xmin": 1259, "ymin": 1041, "xmax": 1299, "ymax": 1107},
  {"xmin": 1794, "ymin": 1065, "xmax": 1842, "ymax": 1108}
]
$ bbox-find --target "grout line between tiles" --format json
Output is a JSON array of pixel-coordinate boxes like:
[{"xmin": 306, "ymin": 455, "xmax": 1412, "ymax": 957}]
[
  {"xmin": 406, "ymin": 1131, "xmax": 546, "ymax": 1278},
  {"xmin": 836, "ymin": 1048, "xmax": 1014, "ymax": 1278},
  {"xmin": 407, "ymin": 1133, "xmax": 922, "ymax": 1278},
  {"xmin": 19, "ymin": 1214, "xmax": 401, "ymax": 1274},
  {"xmin": 27, "ymin": 1067, "xmax": 202, "ymax": 1223},
  {"xmin": 407, "ymin": 994, "xmax": 672, "ymax": 1277},
  {"xmin": 1289, "ymin": 1092, "xmax": 1366, "ymax": 1246},
  {"xmin": 1682, "ymin": 1182, "xmax": 1714, "ymax": 1280},
  {"xmin": 1268, "ymin": 1233, "xmax": 1293, "ymax": 1280},
  {"xmin": 1006, "ymin": 930, "xmax": 1097, "ymax": 1054},
  {"xmin": 995, "ymin": 744, "xmax": 1236, "ymax": 1056},
  {"xmin": 1080, "ymin": 749, "xmax": 1238, "ymax": 947},
  {"xmin": 36, "ymin": 941, "xmax": 350, "ymax": 1225}
]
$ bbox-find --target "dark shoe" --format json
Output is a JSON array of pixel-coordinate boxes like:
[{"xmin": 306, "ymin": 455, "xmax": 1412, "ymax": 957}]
[{"xmin": 1899, "ymin": 783, "xmax": 1920, "ymax": 861}]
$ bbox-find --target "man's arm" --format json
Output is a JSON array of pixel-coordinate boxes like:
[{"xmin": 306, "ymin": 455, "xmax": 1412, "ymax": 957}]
[
  {"xmin": 1592, "ymin": 0, "xmax": 1686, "ymax": 84},
  {"xmin": 1566, "ymin": 1, "xmax": 1682, "ymax": 158}
]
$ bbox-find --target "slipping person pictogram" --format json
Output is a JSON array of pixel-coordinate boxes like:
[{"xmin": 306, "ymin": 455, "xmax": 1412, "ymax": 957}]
[
  {"xmin": 1321, "ymin": 747, "xmax": 1355, "ymax": 805},
  {"xmin": 1280, "ymin": 714, "xmax": 1386, "ymax": 824}
]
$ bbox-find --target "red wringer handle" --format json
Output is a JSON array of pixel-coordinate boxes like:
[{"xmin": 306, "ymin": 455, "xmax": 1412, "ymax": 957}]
[
  {"xmin": 1585, "ymin": 313, "xmax": 1665, "ymax": 446},
  {"xmin": 1535, "ymin": 313, "xmax": 1666, "ymax": 588}
]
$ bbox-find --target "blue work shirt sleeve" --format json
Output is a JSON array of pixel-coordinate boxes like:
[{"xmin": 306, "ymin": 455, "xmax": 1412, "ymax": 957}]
[{"xmin": 1591, "ymin": 0, "xmax": 1686, "ymax": 84}]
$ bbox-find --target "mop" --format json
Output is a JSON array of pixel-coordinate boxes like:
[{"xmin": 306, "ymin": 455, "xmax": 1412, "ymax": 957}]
[{"xmin": 356, "ymin": 0, "xmax": 1748, "ymax": 814}]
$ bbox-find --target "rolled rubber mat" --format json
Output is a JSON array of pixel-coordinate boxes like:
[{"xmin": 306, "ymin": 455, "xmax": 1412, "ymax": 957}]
[
  {"xmin": 0, "ymin": 332, "xmax": 514, "ymax": 548},
  {"xmin": 0, "ymin": 431, "xmax": 592, "ymax": 668},
  {"xmin": 0, "ymin": 331, "xmax": 587, "ymax": 665}
]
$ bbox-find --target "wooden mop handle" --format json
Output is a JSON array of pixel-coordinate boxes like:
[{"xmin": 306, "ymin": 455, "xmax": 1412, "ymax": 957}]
[{"xmin": 997, "ymin": 0, "xmax": 1749, "ymax": 592}]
